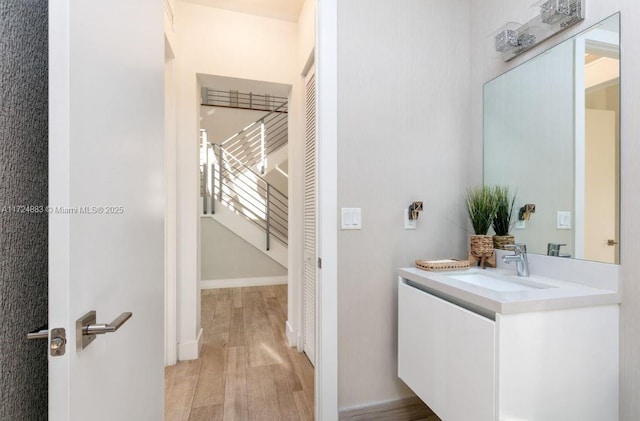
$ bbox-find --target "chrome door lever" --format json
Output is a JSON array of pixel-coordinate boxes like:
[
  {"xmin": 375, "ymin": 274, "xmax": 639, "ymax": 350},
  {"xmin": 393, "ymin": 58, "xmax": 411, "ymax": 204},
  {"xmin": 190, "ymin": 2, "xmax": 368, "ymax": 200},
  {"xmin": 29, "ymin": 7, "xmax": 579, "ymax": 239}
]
[
  {"xmin": 84, "ymin": 312, "xmax": 132, "ymax": 335},
  {"xmin": 76, "ymin": 311, "xmax": 132, "ymax": 351},
  {"xmin": 27, "ymin": 325, "xmax": 49, "ymax": 340},
  {"xmin": 27, "ymin": 325, "xmax": 67, "ymax": 356}
]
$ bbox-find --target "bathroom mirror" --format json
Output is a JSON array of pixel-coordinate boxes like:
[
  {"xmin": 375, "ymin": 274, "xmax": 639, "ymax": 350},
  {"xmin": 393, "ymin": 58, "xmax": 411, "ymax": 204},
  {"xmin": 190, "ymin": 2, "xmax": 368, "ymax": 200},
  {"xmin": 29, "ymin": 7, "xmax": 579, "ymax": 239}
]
[{"xmin": 484, "ymin": 13, "xmax": 620, "ymax": 264}]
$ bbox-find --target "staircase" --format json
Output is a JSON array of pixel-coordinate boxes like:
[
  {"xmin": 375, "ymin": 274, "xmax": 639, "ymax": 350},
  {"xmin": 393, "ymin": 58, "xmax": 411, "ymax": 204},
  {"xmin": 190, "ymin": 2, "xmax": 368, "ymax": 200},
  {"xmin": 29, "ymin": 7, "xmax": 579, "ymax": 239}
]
[
  {"xmin": 200, "ymin": 106, "xmax": 288, "ymax": 270},
  {"xmin": 202, "ymin": 140, "xmax": 287, "ymax": 243},
  {"xmin": 220, "ymin": 102, "xmax": 288, "ymax": 174}
]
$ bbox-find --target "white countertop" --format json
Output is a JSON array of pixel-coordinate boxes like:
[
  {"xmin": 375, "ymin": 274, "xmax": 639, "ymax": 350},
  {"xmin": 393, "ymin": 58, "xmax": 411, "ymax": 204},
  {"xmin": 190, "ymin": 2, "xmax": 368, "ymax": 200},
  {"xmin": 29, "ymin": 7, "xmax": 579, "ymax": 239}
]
[{"xmin": 399, "ymin": 266, "xmax": 620, "ymax": 315}]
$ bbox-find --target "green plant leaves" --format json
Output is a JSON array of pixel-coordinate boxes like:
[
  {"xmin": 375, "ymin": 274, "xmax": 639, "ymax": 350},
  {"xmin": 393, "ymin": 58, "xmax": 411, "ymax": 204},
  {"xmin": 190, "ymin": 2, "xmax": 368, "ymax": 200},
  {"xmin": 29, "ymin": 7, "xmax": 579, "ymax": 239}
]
[
  {"xmin": 492, "ymin": 186, "xmax": 516, "ymax": 236},
  {"xmin": 465, "ymin": 185, "xmax": 516, "ymax": 235},
  {"xmin": 465, "ymin": 186, "xmax": 497, "ymax": 235}
]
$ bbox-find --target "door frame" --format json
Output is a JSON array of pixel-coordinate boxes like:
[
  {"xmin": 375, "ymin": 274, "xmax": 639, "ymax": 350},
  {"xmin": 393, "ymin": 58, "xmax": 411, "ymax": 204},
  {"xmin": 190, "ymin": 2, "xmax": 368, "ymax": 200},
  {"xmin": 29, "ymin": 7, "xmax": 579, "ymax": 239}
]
[
  {"xmin": 164, "ymin": 33, "xmax": 178, "ymax": 366},
  {"xmin": 315, "ymin": 0, "xmax": 338, "ymax": 418}
]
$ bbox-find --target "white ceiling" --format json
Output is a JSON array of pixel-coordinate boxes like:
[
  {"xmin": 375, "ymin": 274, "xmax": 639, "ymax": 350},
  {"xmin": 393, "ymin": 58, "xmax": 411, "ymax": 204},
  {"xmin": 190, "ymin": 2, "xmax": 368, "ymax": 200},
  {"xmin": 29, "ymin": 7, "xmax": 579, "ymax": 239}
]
[{"xmin": 181, "ymin": 0, "xmax": 304, "ymax": 22}]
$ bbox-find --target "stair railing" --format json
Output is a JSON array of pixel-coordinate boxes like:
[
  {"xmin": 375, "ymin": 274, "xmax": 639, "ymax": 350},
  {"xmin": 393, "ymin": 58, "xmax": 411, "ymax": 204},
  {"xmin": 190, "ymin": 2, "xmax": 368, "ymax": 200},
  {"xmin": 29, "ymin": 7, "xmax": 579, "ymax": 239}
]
[
  {"xmin": 221, "ymin": 102, "xmax": 288, "ymax": 175},
  {"xmin": 201, "ymin": 88, "xmax": 288, "ymax": 113},
  {"xmin": 201, "ymin": 142, "xmax": 288, "ymax": 249}
]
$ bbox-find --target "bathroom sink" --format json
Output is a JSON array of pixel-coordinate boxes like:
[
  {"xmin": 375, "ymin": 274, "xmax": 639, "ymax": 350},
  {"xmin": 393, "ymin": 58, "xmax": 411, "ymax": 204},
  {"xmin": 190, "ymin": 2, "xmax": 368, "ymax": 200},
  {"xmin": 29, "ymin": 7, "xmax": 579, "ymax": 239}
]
[{"xmin": 449, "ymin": 272, "xmax": 553, "ymax": 292}]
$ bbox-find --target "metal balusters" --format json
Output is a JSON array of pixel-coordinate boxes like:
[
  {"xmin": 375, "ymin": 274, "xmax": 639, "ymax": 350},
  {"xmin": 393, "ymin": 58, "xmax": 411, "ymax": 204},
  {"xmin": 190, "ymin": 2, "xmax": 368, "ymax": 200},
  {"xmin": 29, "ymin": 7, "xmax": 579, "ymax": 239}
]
[
  {"xmin": 200, "ymin": 141, "xmax": 288, "ymax": 249},
  {"xmin": 201, "ymin": 88, "xmax": 288, "ymax": 112},
  {"xmin": 266, "ymin": 184, "xmax": 271, "ymax": 251},
  {"xmin": 202, "ymin": 163, "xmax": 208, "ymax": 214}
]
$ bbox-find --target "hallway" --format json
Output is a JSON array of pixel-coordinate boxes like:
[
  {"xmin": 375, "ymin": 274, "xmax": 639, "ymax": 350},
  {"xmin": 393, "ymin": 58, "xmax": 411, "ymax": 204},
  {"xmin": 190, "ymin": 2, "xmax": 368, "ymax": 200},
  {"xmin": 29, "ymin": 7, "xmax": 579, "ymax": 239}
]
[{"xmin": 165, "ymin": 285, "xmax": 314, "ymax": 420}]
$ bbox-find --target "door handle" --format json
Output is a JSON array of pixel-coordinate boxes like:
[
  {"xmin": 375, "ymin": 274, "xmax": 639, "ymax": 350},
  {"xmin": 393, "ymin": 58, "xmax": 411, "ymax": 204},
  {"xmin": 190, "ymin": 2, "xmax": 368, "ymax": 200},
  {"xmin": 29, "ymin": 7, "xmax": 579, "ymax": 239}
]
[
  {"xmin": 27, "ymin": 325, "xmax": 67, "ymax": 356},
  {"xmin": 84, "ymin": 312, "xmax": 132, "ymax": 335},
  {"xmin": 607, "ymin": 239, "xmax": 619, "ymax": 246},
  {"xmin": 76, "ymin": 311, "xmax": 132, "ymax": 351},
  {"xmin": 27, "ymin": 325, "xmax": 49, "ymax": 340}
]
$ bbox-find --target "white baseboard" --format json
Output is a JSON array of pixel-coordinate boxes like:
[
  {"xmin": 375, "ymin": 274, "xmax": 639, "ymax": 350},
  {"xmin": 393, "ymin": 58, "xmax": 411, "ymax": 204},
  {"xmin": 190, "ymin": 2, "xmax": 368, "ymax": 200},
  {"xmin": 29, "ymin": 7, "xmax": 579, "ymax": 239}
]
[
  {"xmin": 286, "ymin": 320, "xmax": 297, "ymax": 347},
  {"xmin": 201, "ymin": 276, "xmax": 287, "ymax": 289},
  {"xmin": 177, "ymin": 328, "xmax": 203, "ymax": 361},
  {"xmin": 297, "ymin": 330, "xmax": 304, "ymax": 352}
]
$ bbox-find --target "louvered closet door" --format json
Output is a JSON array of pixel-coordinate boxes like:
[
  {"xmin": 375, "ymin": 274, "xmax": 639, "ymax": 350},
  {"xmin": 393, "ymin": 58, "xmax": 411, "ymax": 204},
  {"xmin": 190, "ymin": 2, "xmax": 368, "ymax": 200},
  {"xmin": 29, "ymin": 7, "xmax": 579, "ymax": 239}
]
[{"xmin": 303, "ymin": 68, "xmax": 317, "ymax": 366}]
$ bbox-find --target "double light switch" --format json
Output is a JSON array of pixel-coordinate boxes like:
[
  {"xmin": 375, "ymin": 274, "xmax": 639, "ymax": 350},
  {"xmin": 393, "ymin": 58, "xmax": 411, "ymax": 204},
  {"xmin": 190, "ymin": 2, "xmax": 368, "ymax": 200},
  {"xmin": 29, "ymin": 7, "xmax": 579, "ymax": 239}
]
[{"xmin": 341, "ymin": 208, "xmax": 362, "ymax": 230}]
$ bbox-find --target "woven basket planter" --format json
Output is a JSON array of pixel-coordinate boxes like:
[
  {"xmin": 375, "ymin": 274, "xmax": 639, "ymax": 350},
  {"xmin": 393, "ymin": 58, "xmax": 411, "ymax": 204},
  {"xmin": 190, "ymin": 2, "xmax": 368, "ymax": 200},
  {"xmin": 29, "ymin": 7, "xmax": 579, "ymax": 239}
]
[
  {"xmin": 469, "ymin": 234, "xmax": 495, "ymax": 268},
  {"xmin": 493, "ymin": 235, "xmax": 515, "ymax": 250},
  {"xmin": 470, "ymin": 235, "xmax": 493, "ymax": 256}
]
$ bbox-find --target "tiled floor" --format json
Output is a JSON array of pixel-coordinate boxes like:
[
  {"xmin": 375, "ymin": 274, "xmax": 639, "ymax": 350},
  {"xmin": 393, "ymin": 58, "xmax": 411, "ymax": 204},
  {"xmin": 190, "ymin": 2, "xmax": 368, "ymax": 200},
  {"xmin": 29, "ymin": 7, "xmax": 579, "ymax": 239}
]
[{"xmin": 165, "ymin": 285, "xmax": 314, "ymax": 420}]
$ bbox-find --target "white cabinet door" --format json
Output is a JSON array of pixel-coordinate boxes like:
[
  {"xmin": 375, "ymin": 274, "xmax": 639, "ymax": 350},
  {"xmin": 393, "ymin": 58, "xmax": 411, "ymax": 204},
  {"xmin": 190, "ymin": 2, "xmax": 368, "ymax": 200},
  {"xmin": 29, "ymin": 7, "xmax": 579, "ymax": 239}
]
[
  {"xmin": 49, "ymin": 1, "xmax": 165, "ymax": 419},
  {"xmin": 497, "ymin": 307, "xmax": 619, "ymax": 421},
  {"xmin": 398, "ymin": 280, "xmax": 496, "ymax": 421}
]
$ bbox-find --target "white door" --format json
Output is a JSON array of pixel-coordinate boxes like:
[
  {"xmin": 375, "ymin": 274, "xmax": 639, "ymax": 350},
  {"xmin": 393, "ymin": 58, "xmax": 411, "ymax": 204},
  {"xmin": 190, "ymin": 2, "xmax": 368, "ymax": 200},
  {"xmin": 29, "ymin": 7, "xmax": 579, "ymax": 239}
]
[
  {"xmin": 48, "ymin": 1, "xmax": 165, "ymax": 420},
  {"xmin": 303, "ymin": 68, "xmax": 317, "ymax": 366},
  {"xmin": 584, "ymin": 109, "xmax": 617, "ymax": 263},
  {"xmin": 574, "ymin": 27, "xmax": 620, "ymax": 263}
]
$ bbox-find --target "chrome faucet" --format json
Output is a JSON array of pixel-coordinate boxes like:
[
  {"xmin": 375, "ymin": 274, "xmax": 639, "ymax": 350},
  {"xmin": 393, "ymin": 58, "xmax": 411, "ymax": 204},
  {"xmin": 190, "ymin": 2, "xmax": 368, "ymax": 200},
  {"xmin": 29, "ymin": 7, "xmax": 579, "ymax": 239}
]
[
  {"xmin": 547, "ymin": 243, "xmax": 566, "ymax": 256},
  {"xmin": 503, "ymin": 243, "xmax": 529, "ymax": 277}
]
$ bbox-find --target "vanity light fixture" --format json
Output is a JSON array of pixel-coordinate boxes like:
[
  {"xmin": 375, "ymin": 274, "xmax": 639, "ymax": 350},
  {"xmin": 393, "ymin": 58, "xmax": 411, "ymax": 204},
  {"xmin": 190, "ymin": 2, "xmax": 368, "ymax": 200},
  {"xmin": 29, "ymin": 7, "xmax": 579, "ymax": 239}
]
[{"xmin": 494, "ymin": 0, "xmax": 585, "ymax": 61}]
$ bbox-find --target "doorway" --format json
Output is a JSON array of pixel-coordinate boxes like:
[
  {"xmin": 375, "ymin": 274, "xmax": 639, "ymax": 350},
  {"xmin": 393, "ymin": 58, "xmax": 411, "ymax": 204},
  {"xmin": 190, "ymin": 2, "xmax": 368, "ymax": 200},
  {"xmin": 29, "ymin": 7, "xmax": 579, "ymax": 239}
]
[{"xmin": 162, "ymin": 3, "xmax": 318, "ymax": 416}]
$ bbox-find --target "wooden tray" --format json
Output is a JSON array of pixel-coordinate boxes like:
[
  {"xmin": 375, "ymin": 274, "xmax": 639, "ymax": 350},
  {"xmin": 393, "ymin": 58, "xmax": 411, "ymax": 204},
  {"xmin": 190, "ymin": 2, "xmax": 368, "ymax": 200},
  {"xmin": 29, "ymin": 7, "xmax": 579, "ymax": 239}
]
[{"xmin": 415, "ymin": 258, "xmax": 470, "ymax": 271}]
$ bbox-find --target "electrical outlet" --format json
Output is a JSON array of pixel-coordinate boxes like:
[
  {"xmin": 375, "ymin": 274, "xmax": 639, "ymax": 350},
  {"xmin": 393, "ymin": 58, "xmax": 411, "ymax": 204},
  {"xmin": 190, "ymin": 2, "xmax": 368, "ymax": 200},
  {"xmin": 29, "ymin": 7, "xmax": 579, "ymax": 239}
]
[{"xmin": 404, "ymin": 209, "xmax": 417, "ymax": 230}]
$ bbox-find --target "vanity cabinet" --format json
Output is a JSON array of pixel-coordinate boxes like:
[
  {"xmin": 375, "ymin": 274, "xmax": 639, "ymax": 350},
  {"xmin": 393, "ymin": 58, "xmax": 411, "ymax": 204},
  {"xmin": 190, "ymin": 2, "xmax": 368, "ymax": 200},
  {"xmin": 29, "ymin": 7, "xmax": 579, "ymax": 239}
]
[{"xmin": 398, "ymin": 278, "xmax": 619, "ymax": 421}]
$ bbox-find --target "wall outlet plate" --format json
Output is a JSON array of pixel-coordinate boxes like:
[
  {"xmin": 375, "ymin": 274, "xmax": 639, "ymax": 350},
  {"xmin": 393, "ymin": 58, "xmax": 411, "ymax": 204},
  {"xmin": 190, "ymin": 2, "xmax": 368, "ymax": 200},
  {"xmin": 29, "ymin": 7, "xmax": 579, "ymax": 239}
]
[
  {"xmin": 404, "ymin": 209, "xmax": 417, "ymax": 230},
  {"xmin": 515, "ymin": 220, "xmax": 526, "ymax": 230}
]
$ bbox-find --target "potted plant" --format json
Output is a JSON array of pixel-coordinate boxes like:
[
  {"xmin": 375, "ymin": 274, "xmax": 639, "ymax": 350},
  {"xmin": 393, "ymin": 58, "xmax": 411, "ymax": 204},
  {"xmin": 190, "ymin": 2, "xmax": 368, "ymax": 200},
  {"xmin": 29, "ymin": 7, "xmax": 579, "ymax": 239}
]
[
  {"xmin": 492, "ymin": 186, "xmax": 516, "ymax": 250},
  {"xmin": 465, "ymin": 186, "xmax": 497, "ymax": 266}
]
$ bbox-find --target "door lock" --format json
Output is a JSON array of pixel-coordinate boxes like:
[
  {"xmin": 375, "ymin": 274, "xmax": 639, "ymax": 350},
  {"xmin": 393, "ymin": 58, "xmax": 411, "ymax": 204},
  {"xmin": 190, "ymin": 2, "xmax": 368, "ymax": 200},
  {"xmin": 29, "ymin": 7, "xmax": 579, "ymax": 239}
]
[
  {"xmin": 49, "ymin": 328, "xmax": 66, "ymax": 356},
  {"xmin": 27, "ymin": 326, "xmax": 67, "ymax": 357}
]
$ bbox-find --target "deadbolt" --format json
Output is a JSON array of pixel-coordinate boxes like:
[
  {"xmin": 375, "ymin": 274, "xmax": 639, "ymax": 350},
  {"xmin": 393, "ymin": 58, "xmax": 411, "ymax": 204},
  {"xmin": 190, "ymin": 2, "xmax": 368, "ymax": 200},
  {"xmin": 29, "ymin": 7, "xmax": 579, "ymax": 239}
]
[{"xmin": 49, "ymin": 328, "xmax": 66, "ymax": 356}]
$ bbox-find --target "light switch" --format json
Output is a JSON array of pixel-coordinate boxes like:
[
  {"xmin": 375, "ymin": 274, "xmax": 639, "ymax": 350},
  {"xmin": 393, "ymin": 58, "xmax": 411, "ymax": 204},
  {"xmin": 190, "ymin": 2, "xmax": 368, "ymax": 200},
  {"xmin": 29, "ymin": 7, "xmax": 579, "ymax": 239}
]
[
  {"xmin": 341, "ymin": 208, "xmax": 361, "ymax": 230},
  {"xmin": 343, "ymin": 211, "xmax": 352, "ymax": 226},
  {"xmin": 557, "ymin": 211, "xmax": 571, "ymax": 230},
  {"xmin": 352, "ymin": 209, "xmax": 361, "ymax": 227},
  {"xmin": 515, "ymin": 220, "xmax": 526, "ymax": 230}
]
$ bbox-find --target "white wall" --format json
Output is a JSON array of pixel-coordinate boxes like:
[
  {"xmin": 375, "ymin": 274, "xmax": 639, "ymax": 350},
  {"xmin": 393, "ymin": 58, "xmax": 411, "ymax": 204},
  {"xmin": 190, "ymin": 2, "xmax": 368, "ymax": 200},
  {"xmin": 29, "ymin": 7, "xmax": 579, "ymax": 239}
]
[
  {"xmin": 200, "ymin": 217, "xmax": 286, "ymax": 279},
  {"xmin": 336, "ymin": 0, "xmax": 470, "ymax": 409},
  {"xmin": 263, "ymin": 167, "xmax": 288, "ymax": 194},
  {"xmin": 469, "ymin": 2, "xmax": 640, "ymax": 418},
  {"xmin": 174, "ymin": 2, "xmax": 298, "ymax": 360}
]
